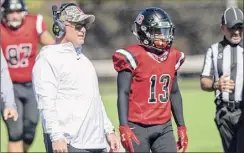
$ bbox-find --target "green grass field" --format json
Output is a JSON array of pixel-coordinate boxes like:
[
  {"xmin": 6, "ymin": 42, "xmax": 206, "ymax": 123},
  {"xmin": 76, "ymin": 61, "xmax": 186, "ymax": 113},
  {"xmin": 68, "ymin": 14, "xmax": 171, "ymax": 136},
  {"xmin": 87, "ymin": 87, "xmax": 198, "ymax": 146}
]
[{"xmin": 1, "ymin": 79, "xmax": 223, "ymax": 152}]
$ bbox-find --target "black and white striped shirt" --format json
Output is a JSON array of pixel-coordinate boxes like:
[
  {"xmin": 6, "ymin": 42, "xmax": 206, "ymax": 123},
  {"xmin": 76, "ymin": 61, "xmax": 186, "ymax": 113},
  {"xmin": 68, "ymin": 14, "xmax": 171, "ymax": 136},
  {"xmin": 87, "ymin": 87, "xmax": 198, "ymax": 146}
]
[{"xmin": 201, "ymin": 37, "xmax": 243, "ymax": 102}]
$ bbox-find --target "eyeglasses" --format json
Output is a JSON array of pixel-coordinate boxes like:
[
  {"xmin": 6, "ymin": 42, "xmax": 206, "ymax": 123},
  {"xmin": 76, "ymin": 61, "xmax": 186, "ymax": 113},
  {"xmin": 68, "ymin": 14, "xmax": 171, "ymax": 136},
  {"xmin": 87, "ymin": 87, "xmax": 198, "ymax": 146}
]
[{"xmin": 67, "ymin": 22, "xmax": 88, "ymax": 31}]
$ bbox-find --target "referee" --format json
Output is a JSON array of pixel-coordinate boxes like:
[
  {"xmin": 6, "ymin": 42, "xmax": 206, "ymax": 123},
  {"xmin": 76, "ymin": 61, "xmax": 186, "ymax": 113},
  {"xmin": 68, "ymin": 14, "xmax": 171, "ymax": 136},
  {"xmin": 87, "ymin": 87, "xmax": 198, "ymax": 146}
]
[{"xmin": 200, "ymin": 7, "xmax": 243, "ymax": 153}]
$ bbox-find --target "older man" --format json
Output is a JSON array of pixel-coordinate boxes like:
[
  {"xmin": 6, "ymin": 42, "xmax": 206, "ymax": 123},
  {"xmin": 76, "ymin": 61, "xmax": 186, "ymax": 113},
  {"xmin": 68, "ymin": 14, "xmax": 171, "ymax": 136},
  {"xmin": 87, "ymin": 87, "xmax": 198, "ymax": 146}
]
[{"xmin": 32, "ymin": 3, "xmax": 119, "ymax": 153}]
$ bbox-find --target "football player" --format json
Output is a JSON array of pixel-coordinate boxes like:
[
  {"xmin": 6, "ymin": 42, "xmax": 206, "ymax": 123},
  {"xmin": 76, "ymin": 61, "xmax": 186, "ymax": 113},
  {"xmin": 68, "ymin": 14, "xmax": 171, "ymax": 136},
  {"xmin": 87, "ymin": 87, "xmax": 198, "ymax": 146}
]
[
  {"xmin": 112, "ymin": 7, "xmax": 188, "ymax": 153},
  {"xmin": 0, "ymin": 0, "xmax": 55, "ymax": 152}
]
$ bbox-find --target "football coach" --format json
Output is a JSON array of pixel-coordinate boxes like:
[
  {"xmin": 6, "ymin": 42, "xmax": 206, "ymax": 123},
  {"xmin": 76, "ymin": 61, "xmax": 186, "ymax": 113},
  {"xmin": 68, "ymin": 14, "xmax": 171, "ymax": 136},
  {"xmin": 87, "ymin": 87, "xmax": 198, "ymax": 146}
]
[{"xmin": 32, "ymin": 3, "xmax": 119, "ymax": 153}]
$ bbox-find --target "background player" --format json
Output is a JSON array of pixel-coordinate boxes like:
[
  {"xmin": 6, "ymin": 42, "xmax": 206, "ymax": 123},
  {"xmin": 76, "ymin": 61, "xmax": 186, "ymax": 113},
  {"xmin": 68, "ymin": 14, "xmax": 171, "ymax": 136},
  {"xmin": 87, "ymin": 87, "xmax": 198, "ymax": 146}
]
[
  {"xmin": 1, "ymin": 0, "xmax": 55, "ymax": 152},
  {"xmin": 113, "ymin": 7, "xmax": 188, "ymax": 152}
]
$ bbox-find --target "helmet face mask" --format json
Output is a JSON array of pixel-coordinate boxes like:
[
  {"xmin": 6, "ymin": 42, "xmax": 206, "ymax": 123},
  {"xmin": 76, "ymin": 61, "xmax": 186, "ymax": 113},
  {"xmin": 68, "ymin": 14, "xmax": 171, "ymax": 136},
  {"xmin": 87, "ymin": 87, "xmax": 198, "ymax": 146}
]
[
  {"xmin": 148, "ymin": 24, "xmax": 174, "ymax": 42},
  {"xmin": 133, "ymin": 7, "xmax": 175, "ymax": 52},
  {"xmin": 1, "ymin": 0, "xmax": 27, "ymax": 29}
]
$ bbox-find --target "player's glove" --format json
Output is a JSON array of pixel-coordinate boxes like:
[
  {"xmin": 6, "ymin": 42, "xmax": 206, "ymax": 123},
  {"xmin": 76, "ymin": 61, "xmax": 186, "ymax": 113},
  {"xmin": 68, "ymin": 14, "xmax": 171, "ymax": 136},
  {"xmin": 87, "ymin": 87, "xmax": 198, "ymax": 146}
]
[
  {"xmin": 119, "ymin": 125, "xmax": 140, "ymax": 153},
  {"xmin": 176, "ymin": 126, "xmax": 188, "ymax": 153}
]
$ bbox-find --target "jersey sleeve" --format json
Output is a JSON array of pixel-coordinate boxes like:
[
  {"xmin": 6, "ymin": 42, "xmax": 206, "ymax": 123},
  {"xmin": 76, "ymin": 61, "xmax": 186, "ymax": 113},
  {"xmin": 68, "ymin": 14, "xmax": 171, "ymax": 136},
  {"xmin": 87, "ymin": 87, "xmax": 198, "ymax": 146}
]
[
  {"xmin": 175, "ymin": 51, "xmax": 185, "ymax": 71},
  {"xmin": 112, "ymin": 49, "xmax": 137, "ymax": 73},
  {"xmin": 36, "ymin": 14, "xmax": 48, "ymax": 35},
  {"xmin": 200, "ymin": 47, "xmax": 214, "ymax": 79}
]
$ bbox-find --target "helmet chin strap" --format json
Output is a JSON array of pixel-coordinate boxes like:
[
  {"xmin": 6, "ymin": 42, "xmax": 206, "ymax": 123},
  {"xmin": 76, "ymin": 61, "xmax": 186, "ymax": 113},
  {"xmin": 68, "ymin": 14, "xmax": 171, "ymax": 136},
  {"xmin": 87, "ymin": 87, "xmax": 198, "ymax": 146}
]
[{"xmin": 141, "ymin": 44, "xmax": 164, "ymax": 54}]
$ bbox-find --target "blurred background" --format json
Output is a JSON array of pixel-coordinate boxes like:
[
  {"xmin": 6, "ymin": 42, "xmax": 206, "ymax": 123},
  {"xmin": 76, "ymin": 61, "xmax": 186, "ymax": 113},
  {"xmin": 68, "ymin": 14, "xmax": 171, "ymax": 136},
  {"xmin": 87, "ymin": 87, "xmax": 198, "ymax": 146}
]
[
  {"xmin": 1, "ymin": 0, "xmax": 243, "ymax": 152},
  {"xmin": 24, "ymin": 0, "xmax": 243, "ymax": 79}
]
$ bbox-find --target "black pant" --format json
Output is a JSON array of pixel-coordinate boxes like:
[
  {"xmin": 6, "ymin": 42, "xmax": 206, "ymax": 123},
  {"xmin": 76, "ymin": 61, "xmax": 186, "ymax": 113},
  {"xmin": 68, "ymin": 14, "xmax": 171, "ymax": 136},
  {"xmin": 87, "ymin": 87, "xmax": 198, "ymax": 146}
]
[
  {"xmin": 43, "ymin": 133, "xmax": 106, "ymax": 153},
  {"xmin": 128, "ymin": 120, "xmax": 177, "ymax": 153},
  {"xmin": 214, "ymin": 101, "xmax": 244, "ymax": 153},
  {"xmin": 1, "ymin": 82, "xmax": 39, "ymax": 145}
]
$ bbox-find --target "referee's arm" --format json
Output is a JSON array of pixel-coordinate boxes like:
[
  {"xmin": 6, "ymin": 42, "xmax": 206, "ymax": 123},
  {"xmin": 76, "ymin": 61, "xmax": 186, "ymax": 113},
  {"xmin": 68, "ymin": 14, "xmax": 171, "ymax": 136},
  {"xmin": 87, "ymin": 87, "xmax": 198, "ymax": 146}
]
[{"xmin": 200, "ymin": 48, "xmax": 215, "ymax": 92}]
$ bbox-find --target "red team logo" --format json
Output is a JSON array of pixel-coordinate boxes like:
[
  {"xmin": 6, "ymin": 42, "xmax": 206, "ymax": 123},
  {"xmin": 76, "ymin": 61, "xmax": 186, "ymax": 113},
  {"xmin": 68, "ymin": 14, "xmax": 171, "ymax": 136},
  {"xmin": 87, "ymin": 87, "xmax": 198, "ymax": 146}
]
[{"xmin": 136, "ymin": 14, "xmax": 144, "ymax": 25}]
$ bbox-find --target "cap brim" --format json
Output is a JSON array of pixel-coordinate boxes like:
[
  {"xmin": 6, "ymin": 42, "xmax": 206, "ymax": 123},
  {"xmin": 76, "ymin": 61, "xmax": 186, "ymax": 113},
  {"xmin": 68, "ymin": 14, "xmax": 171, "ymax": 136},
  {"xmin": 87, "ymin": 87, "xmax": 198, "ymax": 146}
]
[
  {"xmin": 227, "ymin": 20, "xmax": 243, "ymax": 28},
  {"xmin": 77, "ymin": 14, "xmax": 95, "ymax": 25}
]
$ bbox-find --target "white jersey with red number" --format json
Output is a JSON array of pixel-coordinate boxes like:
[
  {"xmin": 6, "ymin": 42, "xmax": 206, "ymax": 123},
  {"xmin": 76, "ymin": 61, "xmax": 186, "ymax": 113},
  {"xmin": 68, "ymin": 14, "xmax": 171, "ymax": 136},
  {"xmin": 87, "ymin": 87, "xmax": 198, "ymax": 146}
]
[{"xmin": 0, "ymin": 14, "xmax": 48, "ymax": 83}]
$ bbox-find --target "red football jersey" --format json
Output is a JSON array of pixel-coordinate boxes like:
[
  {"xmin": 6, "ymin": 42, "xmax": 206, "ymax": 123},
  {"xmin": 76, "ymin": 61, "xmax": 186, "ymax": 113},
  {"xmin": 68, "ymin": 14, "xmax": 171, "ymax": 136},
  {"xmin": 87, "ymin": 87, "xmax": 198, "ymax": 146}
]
[
  {"xmin": 1, "ymin": 14, "xmax": 48, "ymax": 83},
  {"xmin": 113, "ymin": 44, "xmax": 185, "ymax": 125}
]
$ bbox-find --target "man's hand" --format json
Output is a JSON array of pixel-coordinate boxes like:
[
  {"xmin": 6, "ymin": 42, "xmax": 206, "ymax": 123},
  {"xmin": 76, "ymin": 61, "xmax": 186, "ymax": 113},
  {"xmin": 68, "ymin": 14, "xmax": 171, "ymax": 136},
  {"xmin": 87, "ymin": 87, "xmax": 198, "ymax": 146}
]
[
  {"xmin": 216, "ymin": 75, "xmax": 235, "ymax": 93},
  {"xmin": 176, "ymin": 126, "xmax": 188, "ymax": 153},
  {"xmin": 119, "ymin": 125, "xmax": 140, "ymax": 153},
  {"xmin": 106, "ymin": 132, "xmax": 120, "ymax": 152},
  {"xmin": 3, "ymin": 107, "xmax": 18, "ymax": 121},
  {"xmin": 52, "ymin": 139, "xmax": 68, "ymax": 153}
]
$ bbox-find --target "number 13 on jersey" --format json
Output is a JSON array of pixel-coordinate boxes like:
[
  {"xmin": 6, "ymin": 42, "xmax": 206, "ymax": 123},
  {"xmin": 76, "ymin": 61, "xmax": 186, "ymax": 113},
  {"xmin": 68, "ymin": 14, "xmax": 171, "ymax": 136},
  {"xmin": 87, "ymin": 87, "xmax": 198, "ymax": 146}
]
[{"xmin": 148, "ymin": 74, "xmax": 171, "ymax": 103}]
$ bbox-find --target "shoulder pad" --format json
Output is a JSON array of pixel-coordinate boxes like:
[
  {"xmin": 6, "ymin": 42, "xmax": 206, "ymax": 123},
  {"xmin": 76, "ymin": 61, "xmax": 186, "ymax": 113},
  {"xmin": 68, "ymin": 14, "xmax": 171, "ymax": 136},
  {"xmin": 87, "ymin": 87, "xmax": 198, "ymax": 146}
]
[{"xmin": 112, "ymin": 47, "xmax": 138, "ymax": 72}]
